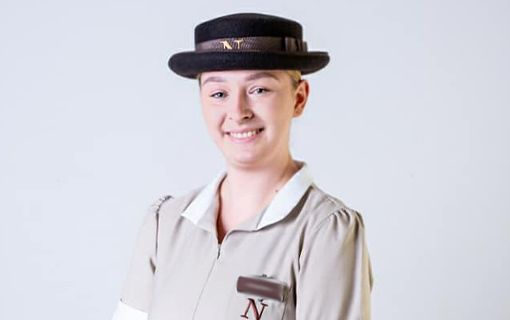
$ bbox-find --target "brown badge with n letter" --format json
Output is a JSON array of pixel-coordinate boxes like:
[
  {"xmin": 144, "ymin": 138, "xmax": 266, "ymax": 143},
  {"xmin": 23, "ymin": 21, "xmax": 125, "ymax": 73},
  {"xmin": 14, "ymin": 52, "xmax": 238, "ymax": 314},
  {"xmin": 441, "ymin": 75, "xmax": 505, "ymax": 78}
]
[
  {"xmin": 237, "ymin": 274, "xmax": 288, "ymax": 302},
  {"xmin": 236, "ymin": 274, "xmax": 288, "ymax": 319}
]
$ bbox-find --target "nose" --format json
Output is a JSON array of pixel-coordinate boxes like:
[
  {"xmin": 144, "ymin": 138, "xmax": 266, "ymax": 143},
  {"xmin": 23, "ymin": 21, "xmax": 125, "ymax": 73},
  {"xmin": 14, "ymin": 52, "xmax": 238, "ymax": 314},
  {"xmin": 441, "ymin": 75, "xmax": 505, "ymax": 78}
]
[{"xmin": 228, "ymin": 90, "xmax": 253, "ymax": 122}]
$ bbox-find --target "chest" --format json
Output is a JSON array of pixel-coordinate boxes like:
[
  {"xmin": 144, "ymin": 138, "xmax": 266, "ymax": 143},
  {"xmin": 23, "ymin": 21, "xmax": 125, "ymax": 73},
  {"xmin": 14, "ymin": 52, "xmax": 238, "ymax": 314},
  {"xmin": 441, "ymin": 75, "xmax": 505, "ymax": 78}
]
[{"xmin": 148, "ymin": 218, "xmax": 302, "ymax": 320}]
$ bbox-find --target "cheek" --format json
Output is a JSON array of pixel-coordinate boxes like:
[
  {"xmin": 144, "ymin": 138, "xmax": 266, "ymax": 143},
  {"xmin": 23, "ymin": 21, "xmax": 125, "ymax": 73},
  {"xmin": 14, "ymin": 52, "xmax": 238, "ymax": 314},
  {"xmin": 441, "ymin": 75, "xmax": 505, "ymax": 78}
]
[
  {"xmin": 202, "ymin": 108, "xmax": 224, "ymax": 134},
  {"xmin": 266, "ymin": 100, "xmax": 294, "ymax": 126}
]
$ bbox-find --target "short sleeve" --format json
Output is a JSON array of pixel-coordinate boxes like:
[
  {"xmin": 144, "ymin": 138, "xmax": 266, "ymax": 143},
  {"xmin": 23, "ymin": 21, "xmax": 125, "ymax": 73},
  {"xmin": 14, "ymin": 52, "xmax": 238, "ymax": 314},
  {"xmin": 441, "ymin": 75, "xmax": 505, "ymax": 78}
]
[
  {"xmin": 112, "ymin": 195, "xmax": 172, "ymax": 319},
  {"xmin": 296, "ymin": 208, "xmax": 374, "ymax": 320}
]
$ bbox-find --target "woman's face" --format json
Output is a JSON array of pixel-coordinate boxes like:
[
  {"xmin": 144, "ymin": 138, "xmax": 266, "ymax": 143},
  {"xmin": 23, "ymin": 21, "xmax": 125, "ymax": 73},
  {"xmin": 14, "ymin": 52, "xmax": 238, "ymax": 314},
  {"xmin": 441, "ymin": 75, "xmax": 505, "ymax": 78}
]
[{"xmin": 199, "ymin": 69, "xmax": 309, "ymax": 168}]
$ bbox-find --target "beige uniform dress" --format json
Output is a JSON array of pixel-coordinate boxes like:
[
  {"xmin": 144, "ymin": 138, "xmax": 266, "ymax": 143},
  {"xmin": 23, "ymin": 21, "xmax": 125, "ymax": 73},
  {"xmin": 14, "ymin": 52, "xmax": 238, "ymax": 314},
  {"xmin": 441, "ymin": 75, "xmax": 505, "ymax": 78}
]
[{"xmin": 112, "ymin": 160, "xmax": 374, "ymax": 320}]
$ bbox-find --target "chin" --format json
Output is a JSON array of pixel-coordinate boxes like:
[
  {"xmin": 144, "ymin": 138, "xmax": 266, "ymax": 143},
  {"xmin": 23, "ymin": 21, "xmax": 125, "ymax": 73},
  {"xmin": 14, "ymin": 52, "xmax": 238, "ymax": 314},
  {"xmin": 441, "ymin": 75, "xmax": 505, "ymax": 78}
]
[{"xmin": 224, "ymin": 152, "xmax": 263, "ymax": 166}]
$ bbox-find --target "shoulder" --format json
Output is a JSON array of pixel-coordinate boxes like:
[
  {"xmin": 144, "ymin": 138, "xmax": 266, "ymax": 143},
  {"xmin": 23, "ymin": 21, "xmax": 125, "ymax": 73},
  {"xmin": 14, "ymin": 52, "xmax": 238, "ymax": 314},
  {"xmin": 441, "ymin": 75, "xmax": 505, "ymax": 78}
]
[
  {"xmin": 148, "ymin": 184, "xmax": 206, "ymax": 218},
  {"xmin": 305, "ymin": 183, "xmax": 367, "ymax": 235}
]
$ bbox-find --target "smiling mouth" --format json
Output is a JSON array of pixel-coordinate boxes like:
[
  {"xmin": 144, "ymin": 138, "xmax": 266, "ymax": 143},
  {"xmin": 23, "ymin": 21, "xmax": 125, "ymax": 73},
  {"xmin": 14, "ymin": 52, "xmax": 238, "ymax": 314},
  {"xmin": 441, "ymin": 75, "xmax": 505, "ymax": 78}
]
[{"xmin": 227, "ymin": 128, "xmax": 264, "ymax": 139}]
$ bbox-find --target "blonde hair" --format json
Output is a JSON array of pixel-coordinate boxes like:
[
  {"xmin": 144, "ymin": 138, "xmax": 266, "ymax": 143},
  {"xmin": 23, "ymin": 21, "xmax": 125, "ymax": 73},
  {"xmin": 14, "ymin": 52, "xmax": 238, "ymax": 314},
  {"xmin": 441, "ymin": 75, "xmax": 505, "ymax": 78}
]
[
  {"xmin": 197, "ymin": 70, "xmax": 302, "ymax": 88},
  {"xmin": 286, "ymin": 70, "xmax": 302, "ymax": 89}
]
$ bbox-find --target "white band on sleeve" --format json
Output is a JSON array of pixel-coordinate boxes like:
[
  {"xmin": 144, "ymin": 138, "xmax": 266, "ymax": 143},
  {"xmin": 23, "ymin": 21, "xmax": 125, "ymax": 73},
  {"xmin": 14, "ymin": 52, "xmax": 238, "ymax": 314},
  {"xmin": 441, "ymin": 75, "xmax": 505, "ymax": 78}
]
[{"xmin": 112, "ymin": 300, "xmax": 148, "ymax": 320}]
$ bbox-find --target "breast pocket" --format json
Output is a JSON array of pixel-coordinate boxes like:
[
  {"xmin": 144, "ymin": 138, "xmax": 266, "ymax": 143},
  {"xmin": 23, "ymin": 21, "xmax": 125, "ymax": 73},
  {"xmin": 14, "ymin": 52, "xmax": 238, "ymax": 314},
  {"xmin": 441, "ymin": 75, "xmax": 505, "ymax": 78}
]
[{"xmin": 225, "ymin": 274, "xmax": 289, "ymax": 320}]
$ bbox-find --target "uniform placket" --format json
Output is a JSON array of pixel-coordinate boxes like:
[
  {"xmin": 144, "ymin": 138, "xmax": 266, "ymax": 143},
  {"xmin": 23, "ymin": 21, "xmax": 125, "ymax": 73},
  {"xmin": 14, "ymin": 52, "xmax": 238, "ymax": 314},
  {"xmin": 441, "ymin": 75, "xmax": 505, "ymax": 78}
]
[{"xmin": 191, "ymin": 228, "xmax": 236, "ymax": 320}]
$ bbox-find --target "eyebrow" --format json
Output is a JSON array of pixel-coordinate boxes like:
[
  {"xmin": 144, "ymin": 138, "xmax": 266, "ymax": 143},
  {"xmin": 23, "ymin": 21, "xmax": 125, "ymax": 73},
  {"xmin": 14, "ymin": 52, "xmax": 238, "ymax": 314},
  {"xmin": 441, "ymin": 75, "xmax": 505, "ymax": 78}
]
[{"xmin": 201, "ymin": 71, "xmax": 280, "ymax": 87}]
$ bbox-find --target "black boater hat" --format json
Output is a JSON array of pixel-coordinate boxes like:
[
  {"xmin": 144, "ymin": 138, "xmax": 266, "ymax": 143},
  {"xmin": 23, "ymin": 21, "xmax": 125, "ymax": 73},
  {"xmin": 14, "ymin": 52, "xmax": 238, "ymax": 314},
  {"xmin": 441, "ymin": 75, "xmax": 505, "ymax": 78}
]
[{"xmin": 168, "ymin": 12, "xmax": 330, "ymax": 79}]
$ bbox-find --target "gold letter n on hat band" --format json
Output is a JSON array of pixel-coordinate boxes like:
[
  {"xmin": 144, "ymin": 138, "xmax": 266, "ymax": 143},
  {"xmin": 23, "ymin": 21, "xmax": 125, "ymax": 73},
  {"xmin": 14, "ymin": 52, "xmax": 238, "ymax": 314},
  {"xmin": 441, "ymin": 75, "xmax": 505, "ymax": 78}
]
[
  {"xmin": 220, "ymin": 39, "xmax": 243, "ymax": 50},
  {"xmin": 195, "ymin": 36, "xmax": 308, "ymax": 53}
]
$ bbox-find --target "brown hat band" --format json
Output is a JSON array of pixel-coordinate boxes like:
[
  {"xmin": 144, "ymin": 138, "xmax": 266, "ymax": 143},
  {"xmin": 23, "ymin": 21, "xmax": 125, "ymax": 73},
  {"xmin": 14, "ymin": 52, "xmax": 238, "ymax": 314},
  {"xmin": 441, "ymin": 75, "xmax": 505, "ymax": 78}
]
[{"xmin": 195, "ymin": 36, "xmax": 308, "ymax": 53}]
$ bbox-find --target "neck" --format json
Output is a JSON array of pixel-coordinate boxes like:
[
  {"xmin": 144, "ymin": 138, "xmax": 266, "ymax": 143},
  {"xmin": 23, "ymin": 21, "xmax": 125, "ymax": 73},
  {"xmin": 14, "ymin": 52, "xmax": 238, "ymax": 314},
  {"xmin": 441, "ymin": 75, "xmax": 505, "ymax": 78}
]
[{"xmin": 220, "ymin": 153, "xmax": 300, "ymax": 210}]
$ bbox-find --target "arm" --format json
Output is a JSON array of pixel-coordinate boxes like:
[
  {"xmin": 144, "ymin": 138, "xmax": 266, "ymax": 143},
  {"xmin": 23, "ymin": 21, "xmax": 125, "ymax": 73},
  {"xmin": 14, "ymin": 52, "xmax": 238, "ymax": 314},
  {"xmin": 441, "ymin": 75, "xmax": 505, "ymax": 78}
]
[
  {"xmin": 111, "ymin": 195, "xmax": 172, "ymax": 320},
  {"xmin": 296, "ymin": 208, "xmax": 374, "ymax": 320}
]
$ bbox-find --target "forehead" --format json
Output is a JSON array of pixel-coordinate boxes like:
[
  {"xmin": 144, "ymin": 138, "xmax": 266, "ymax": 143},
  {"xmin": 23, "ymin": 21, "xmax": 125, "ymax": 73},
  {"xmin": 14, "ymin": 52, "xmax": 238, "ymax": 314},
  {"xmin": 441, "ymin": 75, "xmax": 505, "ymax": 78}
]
[{"xmin": 200, "ymin": 70, "xmax": 286, "ymax": 86}]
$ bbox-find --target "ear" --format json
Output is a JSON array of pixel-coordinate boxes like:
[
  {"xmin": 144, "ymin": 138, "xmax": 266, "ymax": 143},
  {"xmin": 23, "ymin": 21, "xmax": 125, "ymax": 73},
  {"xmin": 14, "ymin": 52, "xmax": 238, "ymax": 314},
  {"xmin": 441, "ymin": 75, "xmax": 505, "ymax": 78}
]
[{"xmin": 293, "ymin": 79, "xmax": 310, "ymax": 117}]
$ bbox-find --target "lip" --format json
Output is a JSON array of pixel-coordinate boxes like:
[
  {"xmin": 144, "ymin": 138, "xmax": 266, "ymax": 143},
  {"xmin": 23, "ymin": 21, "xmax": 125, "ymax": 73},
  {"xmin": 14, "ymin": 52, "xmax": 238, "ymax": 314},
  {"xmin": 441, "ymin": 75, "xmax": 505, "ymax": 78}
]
[
  {"xmin": 226, "ymin": 127, "xmax": 264, "ymax": 143},
  {"xmin": 226, "ymin": 127, "xmax": 264, "ymax": 134}
]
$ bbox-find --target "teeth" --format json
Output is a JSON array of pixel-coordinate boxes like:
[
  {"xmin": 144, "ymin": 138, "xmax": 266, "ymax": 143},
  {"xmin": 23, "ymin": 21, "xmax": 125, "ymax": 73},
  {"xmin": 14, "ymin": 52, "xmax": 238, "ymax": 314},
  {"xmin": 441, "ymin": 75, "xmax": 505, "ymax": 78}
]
[{"xmin": 229, "ymin": 129, "xmax": 261, "ymax": 139}]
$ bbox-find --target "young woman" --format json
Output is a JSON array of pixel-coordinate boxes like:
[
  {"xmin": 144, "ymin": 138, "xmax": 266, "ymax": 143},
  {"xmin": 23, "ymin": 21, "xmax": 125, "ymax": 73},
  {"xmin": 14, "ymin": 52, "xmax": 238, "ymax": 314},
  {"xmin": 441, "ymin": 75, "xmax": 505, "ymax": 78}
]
[{"xmin": 112, "ymin": 12, "xmax": 373, "ymax": 320}]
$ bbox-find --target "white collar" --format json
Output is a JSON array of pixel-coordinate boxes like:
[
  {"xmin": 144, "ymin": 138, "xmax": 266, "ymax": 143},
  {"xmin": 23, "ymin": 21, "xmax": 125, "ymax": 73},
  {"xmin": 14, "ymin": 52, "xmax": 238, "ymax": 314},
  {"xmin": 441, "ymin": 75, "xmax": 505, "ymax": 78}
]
[{"xmin": 181, "ymin": 160, "xmax": 313, "ymax": 232}]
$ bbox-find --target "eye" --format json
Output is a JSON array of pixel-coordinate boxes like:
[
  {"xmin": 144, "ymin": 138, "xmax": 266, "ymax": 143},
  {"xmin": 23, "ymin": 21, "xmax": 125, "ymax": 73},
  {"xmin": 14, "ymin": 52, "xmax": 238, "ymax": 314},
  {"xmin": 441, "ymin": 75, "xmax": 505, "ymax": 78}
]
[
  {"xmin": 210, "ymin": 91, "xmax": 226, "ymax": 99},
  {"xmin": 252, "ymin": 87, "xmax": 269, "ymax": 94}
]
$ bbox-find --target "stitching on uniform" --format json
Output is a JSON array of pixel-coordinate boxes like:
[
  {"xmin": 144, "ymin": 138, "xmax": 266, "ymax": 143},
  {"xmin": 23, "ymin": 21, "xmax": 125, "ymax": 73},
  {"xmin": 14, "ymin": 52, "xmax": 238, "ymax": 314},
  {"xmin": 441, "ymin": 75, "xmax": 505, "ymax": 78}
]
[
  {"xmin": 279, "ymin": 283, "xmax": 293, "ymax": 320},
  {"xmin": 151, "ymin": 195, "xmax": 174, "ymax": 265}
]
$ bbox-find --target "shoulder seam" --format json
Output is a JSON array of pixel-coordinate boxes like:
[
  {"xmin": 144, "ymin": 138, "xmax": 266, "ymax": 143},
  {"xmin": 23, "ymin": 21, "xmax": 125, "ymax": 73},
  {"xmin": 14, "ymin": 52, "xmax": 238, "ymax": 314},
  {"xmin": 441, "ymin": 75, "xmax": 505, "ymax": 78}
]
[
  {"xmin": 150, "ymin": 194, "xmax": 174, "ymax": 215},
  {"xmin": 307, "ymin": 185, "xmax": 348, "ymax": 232},
  {"xmin": 151, "ymin": 195, "xmax": 174, "ymax": 264},
  {"xmin": 311, "ymin": 212, "xmax": 335, "ymax": 233},
  {"xmin": 310, "ymin": 185, "xmax": 366, "ymax": 229}
]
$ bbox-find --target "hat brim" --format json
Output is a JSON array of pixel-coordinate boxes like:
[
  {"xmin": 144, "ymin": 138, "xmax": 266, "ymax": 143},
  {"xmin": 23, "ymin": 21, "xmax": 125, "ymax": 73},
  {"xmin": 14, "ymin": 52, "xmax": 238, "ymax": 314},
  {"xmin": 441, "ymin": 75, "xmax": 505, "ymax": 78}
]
[{"xmin": 168, "ymin": 51, "xmax": 330, "ymax": 79}]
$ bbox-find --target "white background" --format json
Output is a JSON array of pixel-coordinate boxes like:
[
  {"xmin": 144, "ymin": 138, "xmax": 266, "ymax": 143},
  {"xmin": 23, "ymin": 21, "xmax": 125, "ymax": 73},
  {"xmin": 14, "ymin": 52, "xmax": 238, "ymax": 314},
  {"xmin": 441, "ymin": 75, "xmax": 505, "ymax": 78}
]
[{"xmin": 0, "ymin": 0, "xmax": 508, "ymax": 319}]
